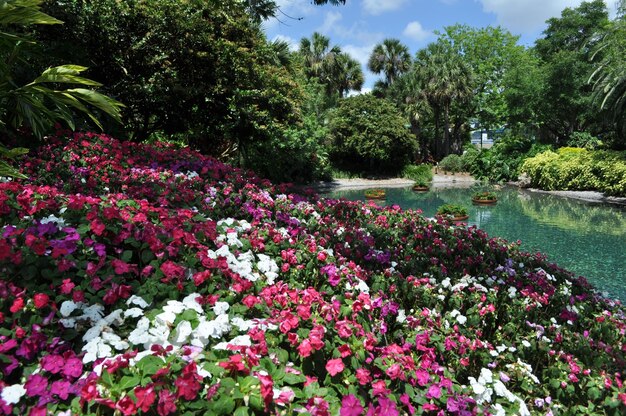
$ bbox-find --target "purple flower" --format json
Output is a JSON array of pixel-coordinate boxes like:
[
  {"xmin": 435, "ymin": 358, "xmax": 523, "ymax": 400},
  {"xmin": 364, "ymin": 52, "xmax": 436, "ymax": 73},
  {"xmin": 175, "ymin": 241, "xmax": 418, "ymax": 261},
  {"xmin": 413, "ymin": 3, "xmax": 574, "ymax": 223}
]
[
  {"xmin": 62, "ymin": 357, "xmax": 83, "ymax": 379},
  {"xmin": 426, "ymin": 384, "xmax": 442, "ymax": 399},
  {"xmin": 41, "ymin": 355, "xmax": 64, "ymax": 374},
  {"xmin": 50, "ymin": 380, "xmax": 71, "ymax": 400},
  {"xmin": 340, "ymin": 394, "xmax": 363, "ymax": 416},
  {"xmin": 377, "ymin": 397, "xmax": 399, "ymax": 416},
  {"xmin": 25, "ymin": 374, "xmax": 48, "ymax": 397}
]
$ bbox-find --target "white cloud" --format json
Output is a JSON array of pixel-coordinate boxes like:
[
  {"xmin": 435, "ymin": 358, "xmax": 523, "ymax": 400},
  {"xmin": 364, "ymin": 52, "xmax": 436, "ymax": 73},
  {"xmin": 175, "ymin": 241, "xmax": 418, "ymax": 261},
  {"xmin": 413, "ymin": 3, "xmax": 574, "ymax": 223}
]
[
  {"xmin": 363, "ymin": 0, "xmax": 409, "ymax": 15},
  {"xmin": 319, "ymin": 11, "xmax": 343, "ymax": 34},
  {"xmin": 342, "ymin": 44, "xmax": 375, "ymax": 67},
  {"xmin": 403, "ymin": 21, "xmax": 432, "ymax": 42},
  {"xmin": 479, "ymin": 0, "xmax": 618, "ymax": 33}
]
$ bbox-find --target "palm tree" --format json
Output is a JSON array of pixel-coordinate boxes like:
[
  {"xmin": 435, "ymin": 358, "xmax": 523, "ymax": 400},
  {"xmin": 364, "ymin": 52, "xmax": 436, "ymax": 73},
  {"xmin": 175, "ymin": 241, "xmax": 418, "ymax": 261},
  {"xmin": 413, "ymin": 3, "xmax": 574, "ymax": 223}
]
[
  {"xmin": 413, "ymin": 41, "xmax": 473, "ymax": 157},
  {"xmin": 299, "ymin": 32, "xmax": 341, "ymax": 84},
  {"xmin": 332, "ymin": 53, "xmax": 364, "ymax": 97},
  {"xmin": 590, "ymin": 0, "xmax": 626, "ymax": 146},
  {"xmin": 367, "ymin": 38, "xmax": 411, "ymax": 88}
]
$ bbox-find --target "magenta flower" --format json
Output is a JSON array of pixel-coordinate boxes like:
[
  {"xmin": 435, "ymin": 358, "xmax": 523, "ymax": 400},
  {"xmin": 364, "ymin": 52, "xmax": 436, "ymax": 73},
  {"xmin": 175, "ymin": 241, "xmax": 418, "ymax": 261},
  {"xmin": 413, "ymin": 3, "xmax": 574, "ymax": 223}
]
[
  {"xmin": 326, "ymin": 358, "xmax": 344, "ymax": 377},
  {"xmin": 340, "ymin": 394, "xmax": 363, "ymax": 416},
  {"xmin": 41, "ymin": 354, "xmax": 64, "ymax": 374},
  {"xmin": 62, "ymin": 357, "xmax": 83, "ymax": 379},
  {"xmin": 50, "ymin": 380, "xmax": 72, "ymax": 400},
  {"xmin": 25, "ymin": 374, "xmax": 48, "ymax": 397}
]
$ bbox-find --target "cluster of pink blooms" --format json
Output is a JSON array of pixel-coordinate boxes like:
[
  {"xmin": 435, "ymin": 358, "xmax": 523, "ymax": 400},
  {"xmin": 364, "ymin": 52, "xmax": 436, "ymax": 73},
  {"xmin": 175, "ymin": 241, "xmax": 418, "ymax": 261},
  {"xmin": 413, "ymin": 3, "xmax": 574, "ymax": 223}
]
[{"xmin": 0, "ymin": 132, "xmax": 624, "ymax": 415}]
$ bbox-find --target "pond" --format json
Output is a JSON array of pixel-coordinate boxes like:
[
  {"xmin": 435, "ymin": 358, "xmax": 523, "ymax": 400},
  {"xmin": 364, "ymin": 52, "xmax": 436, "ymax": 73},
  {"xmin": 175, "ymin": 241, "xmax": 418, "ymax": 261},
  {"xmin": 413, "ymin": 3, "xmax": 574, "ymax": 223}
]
[{"xmin": 324, "ymin": 185, "xmax": 626, "ymax": 303}]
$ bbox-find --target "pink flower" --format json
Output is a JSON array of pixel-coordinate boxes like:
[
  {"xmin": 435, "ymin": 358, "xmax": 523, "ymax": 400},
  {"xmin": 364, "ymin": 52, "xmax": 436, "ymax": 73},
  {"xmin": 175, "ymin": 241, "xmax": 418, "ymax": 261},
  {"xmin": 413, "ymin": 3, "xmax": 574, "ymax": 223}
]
[
  {"xmin": 59, "ymin": 278, "xmax": 75, "ymax": 294},
  {"xmin": 416, "ymin": 369, "xmax": 430, "ymax": 386},
  {"xmin": 297, "ymin": 339, "xmax": 313, "ymax": 357},
  {"xmin": 325, "ymin": 358, "xmax": 344, "ymax": 377},
  {"xmin": 426, "ymin": 384, "xmax": 442, "ymax": 399},
  {"xmin": 355, "ymin": 368, "xmax": 371, "ymax": 385},
  {"xmin": 41, "ymin": 354, "xmax": 64, "ymax": 374},
  {"xmin": 340, "ymin": 394, "xmax": 363, "ymax": 416}
]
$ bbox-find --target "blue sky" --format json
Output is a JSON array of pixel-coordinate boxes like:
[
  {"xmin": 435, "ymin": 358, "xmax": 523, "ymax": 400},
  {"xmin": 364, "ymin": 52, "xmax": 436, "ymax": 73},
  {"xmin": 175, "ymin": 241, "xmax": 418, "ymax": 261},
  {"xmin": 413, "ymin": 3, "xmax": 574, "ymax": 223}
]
[{"xmin": 263, "ymin": 0, "xmax": 618, "ymax": 91}]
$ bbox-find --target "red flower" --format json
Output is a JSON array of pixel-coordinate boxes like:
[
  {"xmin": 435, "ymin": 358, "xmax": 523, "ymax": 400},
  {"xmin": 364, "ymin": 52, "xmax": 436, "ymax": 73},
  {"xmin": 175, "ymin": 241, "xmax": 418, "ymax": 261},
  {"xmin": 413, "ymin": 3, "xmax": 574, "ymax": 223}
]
[
  {"xmin": 90, "ymin": 219, "xmax": 106, "ymax": 236},
  {"xmin": 9, "ymin": 297, "xmax": 24, "ymax": 313},
  {"xmin": 116, "ymin": 396, "xmax": 137, "ymax": 416},
  {"xmin": 297, "ymin": 339, "xmax": 312, "ymax": 357},
  {"xmin": 257, "ymin": 372, "xmax": 274, "ymax": 410},
  {"xmin": 157, "ymin": 389, "xmax": 176, "ymax": 416},
  {"xmin": 59, "ymin": 278, "xmax": 75, "ymax": 295},
  {"xmin": 134, "ymin": 384, "xmax": 156, "ymax": 412},
  {"xmin": 325, "ymin": 358, "xmax": 344, "ymax": 377},
  {"xmin": 33, "ymin": 293, "xmax": 49, "ymax": 309},
  {"xmin": 175, "ymin": 363, "xmax": 202, "ymax": 400}
]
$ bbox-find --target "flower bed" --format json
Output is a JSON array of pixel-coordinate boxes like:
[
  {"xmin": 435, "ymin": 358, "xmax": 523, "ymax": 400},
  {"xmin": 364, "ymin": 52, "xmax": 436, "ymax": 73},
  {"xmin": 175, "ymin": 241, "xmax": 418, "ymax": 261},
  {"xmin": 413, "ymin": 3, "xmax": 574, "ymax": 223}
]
[{"xmin": 0, "ymin": 132, "xmax": 625, "ymax": 415}]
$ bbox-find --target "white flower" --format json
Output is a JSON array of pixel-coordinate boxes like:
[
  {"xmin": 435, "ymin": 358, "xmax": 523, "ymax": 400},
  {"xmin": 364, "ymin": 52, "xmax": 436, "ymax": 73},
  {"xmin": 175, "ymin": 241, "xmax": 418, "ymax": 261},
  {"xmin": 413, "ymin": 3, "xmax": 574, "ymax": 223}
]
[
  {"xmin": 155, "ymin": 310, "xmax": 177, "ymax": 326},
  {"xmin": 182, "ymin": 293, "xmax": 204, "ymax": 313},
  {"xmin": 441, "ymin": 277, "xmax": 451, "ymax": 288},
  {"xmin": 492, "ymin": 403, "xmax": 506, "ymax": 416},
  {"xmin": 128, "ymin": 317, "xmax": 151, "ymax": 345},
  {"xmin": 202, "ymin": 314, "xmax": 231, "ymax": 339},
  {"xmin": 1, "ymin": 384, "xmax": 26, "ymax": 405},
  {"xmin": 396, "ymin": 309, "xmax": 406, "ymax": 324},
  {"xmin": 124, "ymin": 308, "xmax": 144, "ymax": 318},
  {"xmin": 39, "ymin": 214, "xmax": 66, "ymax": 227},
  {"xmin": 60, "ymin": 300, "xmax": 79, "ymax": 317},
  {"xmin": 82, "ymin": 304, "xmax": 105, "ymax": 321},
  {"xmin": 172, "ymin": 320, "xmax": 193, "ymax": 345},
  {"xmin": 163, "ymin": 300, "xmax": 185, "ymax": 315},
  {"xmin": 126, "ymin": 295, "xmax": 149, "ymax": 309},
  {"xmin": 478, "ymin": 368, "xmax": 493, "ymax": 384},
  {"xmin": 82, "ymin": 337, "xmax": 113, "ymax": 363},
  {"xmin": 214, "ymin": 335, "xmax": 252, "ymax": 350},
  {"xmin": 521, "ymin": 340, "xmax": 531, "ymax": 348},
  {"xmin": 456, "ymin": 314, "xmax": 467, "ymax": 325},
  {"xmin": 82, "ymin": 320, "xmax": 106, "ymax": 342},
  {"xmin": 213, "ymin": 302, "xmax": 230, "ymax": 316},
  {"xmin": 231, "ymin": 317, "xmax": 254, "ymax": 331},
  {"xmin": 101, "ymin": 331, "xmax": 129, "ymax": 350}
]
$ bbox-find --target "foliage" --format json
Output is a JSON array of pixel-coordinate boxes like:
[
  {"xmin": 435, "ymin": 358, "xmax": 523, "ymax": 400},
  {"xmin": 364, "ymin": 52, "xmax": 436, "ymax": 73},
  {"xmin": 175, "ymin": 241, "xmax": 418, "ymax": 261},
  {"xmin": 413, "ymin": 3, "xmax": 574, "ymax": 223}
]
[
  {"xmin": 521, "ymin": 148, "xmax": 626, "ymax": 196},
  {"xmin": 298, "ymin": 32, "xmax": 363, "ymax": 98},
  {"xmin": 472, "ymin": 191, "xmax": 497, "ymax": 201},
  {"xmin": 402, "ymin": 164, "xmax": 433, "ymax": 183},
  {"xmin": 440, "ymin": 25, "xmax": 524, "ymax": 131},
  {"xmin": 38, "ymin": 0, "xmax": 301, "ymax": 155},
  {"xmin": 245, "ymin": 116, "xmax": 332, "ymax": 184},
  {"xmin": 367, "ymin": 38, "xmax": 411, "ymax": 90},
  {"xmin": 461, "ymin": 146, "xmax": 480, "ymax": 171},
  {"xmin": 364, "ymin": 188, "xmax": 386, "ymax": 199},
  {"xmin": 470, "ymin": 134, "xmax": 552, "ymax": 183},
  {"xmin": 567, "ymin": 132, "xmax": 603, "ymax": 150},
  {"xmin": 533, "ymin": 0, "xmax": 610, "ymax": 144},
  {"xmin": 436, "ymin": 203, "xmax": 468, "ymax": 217},
  {"xmin": 589, "ymin": 0, "xmax": 626, "ymax": 148},
  {"xmin": 438, "ymin": 154, "xmax": 463, "ymax": 173},
  {"xmin": 327, "ymin": 94, "xmax": 417, "ymax": 175},
  {"xmin": 1, "ymin": 133, "xmax": 626, "ymax": 415},
  {"xmin": 0, "ymin": 0, "xmax": 123, "ymax": 144},
  {"xmin": 412, "ymin": 39, "xmax": 474, "ymax": 158}
]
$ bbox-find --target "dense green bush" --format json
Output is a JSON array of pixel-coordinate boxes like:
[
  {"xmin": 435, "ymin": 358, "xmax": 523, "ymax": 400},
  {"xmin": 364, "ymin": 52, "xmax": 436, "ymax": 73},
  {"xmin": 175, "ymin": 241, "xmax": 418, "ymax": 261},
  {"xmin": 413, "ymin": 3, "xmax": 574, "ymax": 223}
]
[
  {"xmin": 438, "ymin": 154, "xmax": 463, "ymax": 172},
  {"xmin": 245, "ymin": 116, "xmax": 331, "ymax": 183},
  {"xmin": 521, "ymin": 148, "xmax": 626, "ymax": 196},
  {"xmin": 402, "ymin": 164, "xmax": 433, "ymax": 182},
  {"xmin": 327, "ymin": 95, "xmax": 417, "ymax": 175},
  {"xmin": 470, "ymin": 134, "xmax": 552, "ymax": 182},
  {"xmin": 461, "ymin": 146, "xmax": 480, "ymax": 171},
  {"xmin": 37, "ymin": 0, "xmax": 301, "ymax": 154}
]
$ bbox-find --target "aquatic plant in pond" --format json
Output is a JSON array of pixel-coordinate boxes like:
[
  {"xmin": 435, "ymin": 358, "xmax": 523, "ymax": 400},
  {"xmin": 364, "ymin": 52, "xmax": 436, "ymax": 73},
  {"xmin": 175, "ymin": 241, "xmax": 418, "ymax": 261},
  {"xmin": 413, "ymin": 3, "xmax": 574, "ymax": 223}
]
[{"xmin": 0, "ymin": 132, "xmax": 625, "ymax": 415}]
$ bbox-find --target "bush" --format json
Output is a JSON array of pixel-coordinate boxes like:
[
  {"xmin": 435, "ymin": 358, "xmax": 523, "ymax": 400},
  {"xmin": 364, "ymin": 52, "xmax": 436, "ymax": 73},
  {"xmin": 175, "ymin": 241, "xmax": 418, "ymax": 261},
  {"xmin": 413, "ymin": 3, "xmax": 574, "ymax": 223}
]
[
  {"xmin": 438, "ymin": 154, "xmax": 463, "ymax": 173},
  {"xmin": 328, "ymin": 95, "xmax": 417, "ymax": 175},
  {"xmin": 402, "ymin": 164, "xmax": 433, "ymax": 182},
  {"xmin": 245, "ymin": 116, "xmax": 331, "ymax": 184},
  {"xmin": 469, "ymin": 134, "xmax": 552, "ymax": 182},
  {"xmin": 521, "ymin": 148, "xmax": 626, "ymax": 196},
  {"xmin": 461, "ymin": 146, "xmax": 480, "ymax": 171}
]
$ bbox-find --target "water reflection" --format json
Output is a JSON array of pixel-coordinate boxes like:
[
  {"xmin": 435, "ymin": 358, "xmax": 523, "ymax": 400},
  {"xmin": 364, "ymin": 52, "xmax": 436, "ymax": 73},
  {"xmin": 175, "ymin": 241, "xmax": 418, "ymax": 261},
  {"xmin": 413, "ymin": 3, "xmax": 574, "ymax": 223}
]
[{"xmin": 325, "ymin": 186, "xmax": 626, "ymax": 301}]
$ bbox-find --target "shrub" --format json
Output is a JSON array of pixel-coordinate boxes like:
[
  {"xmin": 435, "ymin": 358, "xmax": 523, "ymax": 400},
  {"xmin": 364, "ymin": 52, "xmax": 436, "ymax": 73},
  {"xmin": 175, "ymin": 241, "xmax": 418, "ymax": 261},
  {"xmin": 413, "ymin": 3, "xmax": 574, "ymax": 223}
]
[
  {"xmin": 328, "ymin": 95, "xmax": 417, "ymax": 175},
  {"xmin": 438, "ymin": 154, "xmax": 463, "ymax": 173},
  {"xmin": 436, "ymin": 203, "xmax": 468, "ymax": 217},
  {"xmin": 461, "ymin": 146, "xmax": 480, "ymax": 171},
  {"xmin": 402, "ymin": 164, "xmax": 433, "ymax": 182},
  {"xmin": 521, "ymin": 148, "xmax": 626, "ymax": 196}
]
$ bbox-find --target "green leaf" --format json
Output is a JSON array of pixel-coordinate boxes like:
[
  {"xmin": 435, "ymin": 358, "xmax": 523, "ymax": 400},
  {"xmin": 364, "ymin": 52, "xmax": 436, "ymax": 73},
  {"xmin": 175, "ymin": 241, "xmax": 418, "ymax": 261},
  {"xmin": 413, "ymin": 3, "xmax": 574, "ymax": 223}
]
[
  {"xmin": 32, "ymin": 65, "xmax": 102, "ymax": 86},
  {"xmin": 233, "ymin": 407, "xmax": 250, "ymax": 416},
  {"xmin": 212, "ymin": 396, "xmax": 236, "ymax": 414},
  {"xmin": 117, "ymin": 375, "xmax": 140, "ymax": 390}
]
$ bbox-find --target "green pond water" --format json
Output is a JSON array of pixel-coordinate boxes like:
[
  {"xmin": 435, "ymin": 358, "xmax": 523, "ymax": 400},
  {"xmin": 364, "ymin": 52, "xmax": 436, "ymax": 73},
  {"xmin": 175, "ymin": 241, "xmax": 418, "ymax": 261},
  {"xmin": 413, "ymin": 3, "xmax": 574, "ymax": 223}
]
[{"xmin": 324, "ymin": 185, "xmax": 626, "ymax": 302}]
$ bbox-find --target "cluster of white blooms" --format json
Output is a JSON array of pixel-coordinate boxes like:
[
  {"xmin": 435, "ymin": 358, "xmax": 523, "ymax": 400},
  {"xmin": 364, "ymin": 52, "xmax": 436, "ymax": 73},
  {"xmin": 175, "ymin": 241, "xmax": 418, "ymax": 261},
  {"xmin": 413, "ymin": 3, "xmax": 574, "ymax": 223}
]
[
  {"xmin": 449, "ymin": 309, "xmax": 467, "ymax": 325},
  {"xmin": 174, "ymin": 170, "xmax": 200, "ymax": 180},
  {"xmin": 506, "ymin": 358, "xmax": 540, "ymax": 384},
  {"xmin": 489, "ymin": 343, "xmax": 517, "ymax": 357},
  {"xmin": 38, "ymin": 214, "xmax": 67, "ymax": 227},
  {"xmin": 468, "ymin": 368, "xmax": 530, "ymax": 416},
  {"xmin": 60, "ymin": 298, "xmax": 143, "ymax": 363}
]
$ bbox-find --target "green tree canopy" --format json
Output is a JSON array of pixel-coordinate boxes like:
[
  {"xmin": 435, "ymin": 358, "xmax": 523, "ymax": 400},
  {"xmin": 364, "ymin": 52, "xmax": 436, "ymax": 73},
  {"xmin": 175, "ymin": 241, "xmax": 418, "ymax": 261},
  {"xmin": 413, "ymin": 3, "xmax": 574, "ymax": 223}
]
[
  {"xmin": 38, "ymin": 0, "xmax": 301, "ymax": 158},
  {"xmin": 327, "ymin": 94, "xmax": 417, "ymax": 175},
  {"xmin": 368, "ymin": 38, "xmax": 411, "ymax": 89}
]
